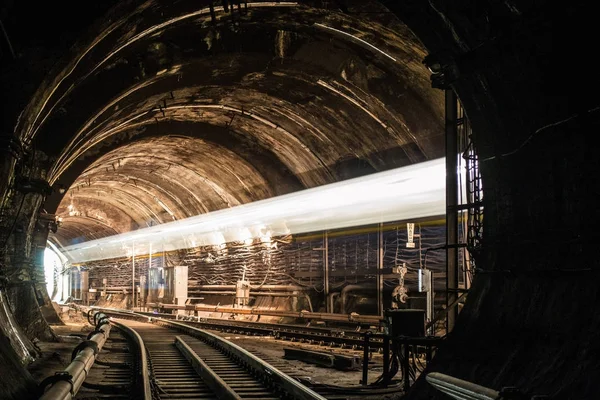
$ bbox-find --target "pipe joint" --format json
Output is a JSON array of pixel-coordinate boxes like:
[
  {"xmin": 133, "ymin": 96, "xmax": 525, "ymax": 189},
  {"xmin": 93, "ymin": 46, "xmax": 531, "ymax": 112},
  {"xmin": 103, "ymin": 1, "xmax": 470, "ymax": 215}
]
[
  {"xmin": 71, "ymin": 340, "xmax": 99, "ymax": 361},
  {"xmin": 38, "ymin": 371, "xmax": 74, "ymax": 397}
]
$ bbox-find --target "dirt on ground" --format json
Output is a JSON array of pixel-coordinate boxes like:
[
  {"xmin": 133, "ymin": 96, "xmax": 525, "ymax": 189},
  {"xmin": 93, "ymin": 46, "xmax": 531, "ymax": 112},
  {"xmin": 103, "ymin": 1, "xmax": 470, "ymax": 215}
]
[
  {"xmin": 211, "ymin": 331, "xmax": 406, "ymax": 399},
  {"xmin": 27, "ymin": 307, "xmax": 93, "ymax": 385}
]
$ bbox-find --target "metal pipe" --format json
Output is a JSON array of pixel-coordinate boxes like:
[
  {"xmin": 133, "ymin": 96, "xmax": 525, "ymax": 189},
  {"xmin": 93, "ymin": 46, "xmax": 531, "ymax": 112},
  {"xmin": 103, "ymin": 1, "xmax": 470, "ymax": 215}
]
[
  {"xmin": 190, "ymin": 291, "xmax": 298, "ymax": 296},
  {"xmin": 195, "ymin": 284, "xmax": 306, "ymax": 291},
  {"xmin": 426, "ymin": 372, "xmax": 500, "ymax": 400},
  {"xmin": 40, "ymin": 313, "xmax": 111, "ymax": 399},
  {"xmin": 147, "ymin": 303, "xmax": 381, "ymax": 324},
  {"xmin": 187, "ymin": 291, "xmax": 314, "ymax": 313},
  {"xmin": 328, "ymin": 292, "xmax": 340, "ymax": 314},
  {"xmin": 340, "ymin": 284, "xmax": 375, "ymax": 313}
]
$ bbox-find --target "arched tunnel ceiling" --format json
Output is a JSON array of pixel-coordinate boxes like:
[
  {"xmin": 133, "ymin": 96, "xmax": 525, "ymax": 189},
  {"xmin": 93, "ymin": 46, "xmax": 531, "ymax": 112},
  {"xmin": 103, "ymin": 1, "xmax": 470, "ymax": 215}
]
[
  {"xmin": 54, "ymin": 135, "xmax": 275, "ymax": 245},
  {"xmin": 13, "ymin": 1, "xmax": 445, "ymax": 247}
]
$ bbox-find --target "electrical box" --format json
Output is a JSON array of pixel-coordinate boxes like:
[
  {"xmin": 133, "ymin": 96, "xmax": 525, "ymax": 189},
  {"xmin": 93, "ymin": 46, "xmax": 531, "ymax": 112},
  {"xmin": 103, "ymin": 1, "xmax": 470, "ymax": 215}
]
[
  {"xmin": 418, "ymin": 269, "xmax": 432, "ymax": 292},
  {"xmin": 236, "ymin": 280, "xmax": 250, "ymax": 306},
  {"xmin": 406, "ymin": 223, "xmax": 415, "ymax": 248},
  {"xmin": 174, "ymin": 266, "xmax": 188, "ymax": 315},
  {"xmin": 139, "ymin": 275, "xmax": 147, "ymax": 306},
  {"xmin": 147, "ymin": 268, "xmax": 163, "ymax": 303},
  {"xmin": 384, "ymin": 309, "xmax": 425, "ymax": 337}
]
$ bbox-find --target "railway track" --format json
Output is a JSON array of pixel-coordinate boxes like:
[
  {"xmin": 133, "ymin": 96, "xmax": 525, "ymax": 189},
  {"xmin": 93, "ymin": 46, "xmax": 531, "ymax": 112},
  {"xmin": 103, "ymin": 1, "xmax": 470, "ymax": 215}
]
[
  {"xmin": 128, "ymin": 310, "xmax": 384, "ymax": 351},
  {"xmin": 72, "ymin": 328, "xmax": 134, "ymax": 399},
  {"xmin": 92, "ymin": 310, "xmax": 327, "ymax": 400}
]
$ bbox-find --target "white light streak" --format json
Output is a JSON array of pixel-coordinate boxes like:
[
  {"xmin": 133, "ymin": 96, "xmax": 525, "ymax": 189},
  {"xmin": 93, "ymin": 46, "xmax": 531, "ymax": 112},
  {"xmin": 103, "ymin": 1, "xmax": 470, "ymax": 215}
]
[{"xmin": 59, "ymin": 158, "xmax": 445, "ymax": 263}]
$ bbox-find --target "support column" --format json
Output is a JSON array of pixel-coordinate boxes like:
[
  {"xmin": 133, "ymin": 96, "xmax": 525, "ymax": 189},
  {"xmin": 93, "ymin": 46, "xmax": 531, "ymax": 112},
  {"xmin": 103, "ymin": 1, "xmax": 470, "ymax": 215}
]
[
  {"xmin": 131, "ymin": 243, "xmax": 136, "ymax": 309},
  {"xmin": 80, "ymin": 270, "xmax": 89, "ymax": 306},
  {"xmin": 377, "ymin": 223, "xmax": 384, "ymax": 317},
  {"xmin": 323, "ymin": 231, "xmax": 329, "ymax": 313},
  {"xmin": 445, "ymin": 89, "xmax": 459, "ymax": 333}
]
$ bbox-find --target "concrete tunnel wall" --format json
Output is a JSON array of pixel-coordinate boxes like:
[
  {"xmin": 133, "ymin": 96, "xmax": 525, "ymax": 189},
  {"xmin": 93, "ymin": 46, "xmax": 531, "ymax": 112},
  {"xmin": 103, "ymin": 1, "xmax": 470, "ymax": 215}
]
[{"xmin": 0, "ymin": 0, "xmax": 598, "ymax": 399}]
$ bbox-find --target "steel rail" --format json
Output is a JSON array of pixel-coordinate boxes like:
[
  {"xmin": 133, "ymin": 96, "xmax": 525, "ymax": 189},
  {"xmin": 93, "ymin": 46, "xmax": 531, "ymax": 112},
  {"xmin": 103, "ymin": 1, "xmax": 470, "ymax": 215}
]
[
  {"xmin": 155, "ymin": 319, "xmax": 327, "ymax": 400},
  {"xmin": 109, "ymin": 319, "xmax": 152, "ymax": 400},
  {"xmin": 94, "ymin": 306, "xmax": 386, "ymax": 349},
  {"xmin": 90, "ymin": 307, "xmax": 326, "ymax": 400},
  {"xmin": 174, "ymin": 336, "xmax": 242, "ymax": 400}
]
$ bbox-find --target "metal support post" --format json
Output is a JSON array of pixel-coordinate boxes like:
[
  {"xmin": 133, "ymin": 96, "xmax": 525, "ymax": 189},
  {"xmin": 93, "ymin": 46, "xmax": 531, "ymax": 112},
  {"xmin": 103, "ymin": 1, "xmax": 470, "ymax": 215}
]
[
  {"xmin": 361, "ymin": 331, "xmax": 371, "ymax": 386},
  {"xmin": 323, "ymin": 231, "xmax": 330, "ymax": 313},
  {"xmin": 377, "ymin": 223, "xmax": 384, "ymax": 317},
  {"xmin": 445, "ymin": 89, "xmax": 459, "ymax": 333},
  {"xmin": 132, "ymin": 242, "xmax": 136, "ymax": 308}
]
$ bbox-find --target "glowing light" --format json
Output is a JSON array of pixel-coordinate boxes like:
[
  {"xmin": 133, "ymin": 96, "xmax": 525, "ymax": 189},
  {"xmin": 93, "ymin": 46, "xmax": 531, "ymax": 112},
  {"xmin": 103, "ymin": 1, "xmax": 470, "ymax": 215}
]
[
  {"xmin": 59, "ymin": 158, "xmax": 446, "ymax": 263},
  {"xmin": 44, "ymin": 247, "xmax": 62, "ymax": 297},
  {"xmin": 260, "ymin": 230, "xmax": 272, "ymax": 244}
]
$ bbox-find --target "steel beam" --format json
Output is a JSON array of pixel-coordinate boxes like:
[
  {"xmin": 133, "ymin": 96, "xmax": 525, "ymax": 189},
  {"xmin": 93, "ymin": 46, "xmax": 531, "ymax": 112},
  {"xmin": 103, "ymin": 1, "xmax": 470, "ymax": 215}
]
[{"xmin": 445, "ymin": 89, "xmax": 459, "ymax": 333}]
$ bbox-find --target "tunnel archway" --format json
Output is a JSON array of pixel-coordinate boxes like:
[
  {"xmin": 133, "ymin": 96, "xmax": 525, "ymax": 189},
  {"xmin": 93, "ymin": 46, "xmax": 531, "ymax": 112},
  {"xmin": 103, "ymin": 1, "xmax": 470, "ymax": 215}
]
[{"xmin": 0, "ymin": 1, "xmax": 597, "ymax": 399}]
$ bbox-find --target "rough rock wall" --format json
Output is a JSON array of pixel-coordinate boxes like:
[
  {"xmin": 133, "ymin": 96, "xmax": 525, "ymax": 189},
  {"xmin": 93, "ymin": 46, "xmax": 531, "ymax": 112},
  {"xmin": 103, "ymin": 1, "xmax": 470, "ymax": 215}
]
[
  {"xmin": 2, "ymin": 152, "xmax": 56, "ymax": 342},
  {"xmin": 0, "ymin": 150, "xmax": 55, "ymax": 397},
  {"xmin": 386, "ymin": 1, "xmax": 600, "ymax": 398}
]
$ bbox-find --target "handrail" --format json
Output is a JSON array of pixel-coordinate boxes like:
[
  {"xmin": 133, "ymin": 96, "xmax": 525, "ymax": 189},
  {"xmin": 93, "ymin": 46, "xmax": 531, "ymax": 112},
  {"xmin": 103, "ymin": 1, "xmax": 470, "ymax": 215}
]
[
  {"xmin": 109, "ymin": 319, "xmax": 152, "ymax": 400},
  {"xmin": 38, "ymin": 311, "xmax": 111, "ymax": 400}
]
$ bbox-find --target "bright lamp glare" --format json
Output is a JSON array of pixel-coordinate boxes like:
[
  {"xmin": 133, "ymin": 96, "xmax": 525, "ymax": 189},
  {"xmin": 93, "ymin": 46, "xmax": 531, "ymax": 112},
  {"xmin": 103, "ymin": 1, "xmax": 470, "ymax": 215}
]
[
  {"xmin": 44, "ymin": 247, "xmax": 62, "ymax": 296},
  {"xmin": 60, "ymin": 158, "xmax": 446, "ymax": 263}
]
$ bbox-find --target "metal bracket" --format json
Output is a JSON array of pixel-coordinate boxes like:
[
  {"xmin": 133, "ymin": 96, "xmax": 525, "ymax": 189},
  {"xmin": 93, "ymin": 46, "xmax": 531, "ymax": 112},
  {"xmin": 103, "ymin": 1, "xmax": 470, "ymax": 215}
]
[
  {"xmin": 71, "ymin": 340, "xmax": 99, "ymax": 361},
  {"xmin": 38, "ymin": 371, "xmax": 74, "ymax": 396}
]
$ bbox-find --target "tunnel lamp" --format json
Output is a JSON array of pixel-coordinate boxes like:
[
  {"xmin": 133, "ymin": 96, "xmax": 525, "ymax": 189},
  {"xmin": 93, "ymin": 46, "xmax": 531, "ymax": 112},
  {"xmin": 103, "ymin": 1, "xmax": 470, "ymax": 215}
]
[{"xmin": 59, "ymin": 158, "xmax": 446, "ymax": 263}]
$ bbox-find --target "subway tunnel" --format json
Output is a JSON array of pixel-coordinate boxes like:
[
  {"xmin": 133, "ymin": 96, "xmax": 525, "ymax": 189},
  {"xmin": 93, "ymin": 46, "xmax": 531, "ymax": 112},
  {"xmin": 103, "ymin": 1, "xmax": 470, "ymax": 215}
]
[{"xmin": 0, "ymin": 1, "xmax": 598, "ymax": 399}]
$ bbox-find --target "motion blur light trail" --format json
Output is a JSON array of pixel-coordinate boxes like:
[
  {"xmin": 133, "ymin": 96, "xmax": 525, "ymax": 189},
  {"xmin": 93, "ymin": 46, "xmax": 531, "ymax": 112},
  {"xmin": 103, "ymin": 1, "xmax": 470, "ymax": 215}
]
[{"xmin": 59, "ymin": 158, "xmax": 445, "ymax": 263}]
